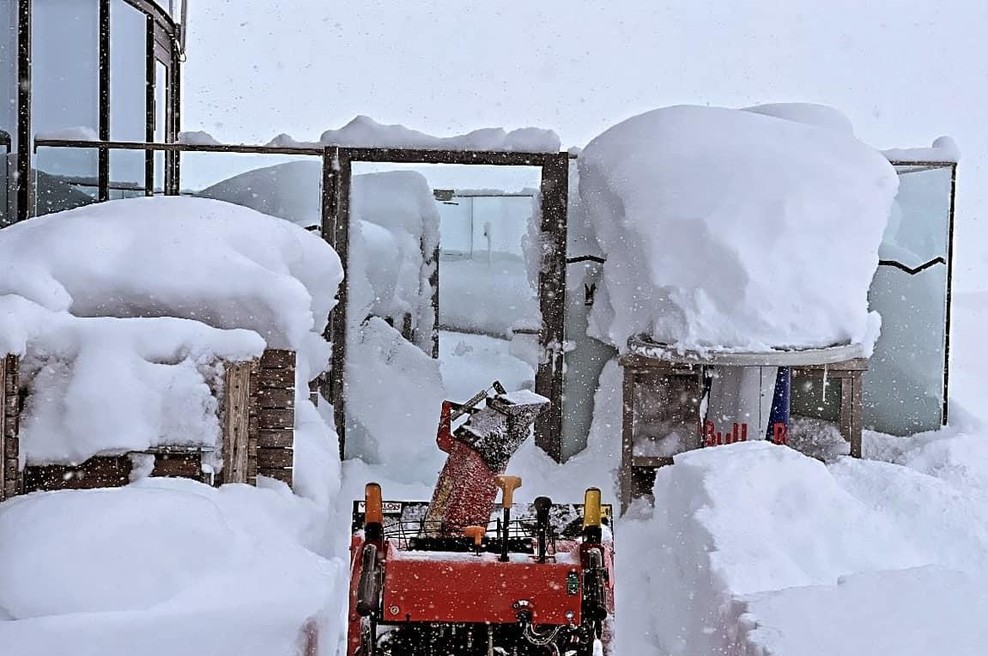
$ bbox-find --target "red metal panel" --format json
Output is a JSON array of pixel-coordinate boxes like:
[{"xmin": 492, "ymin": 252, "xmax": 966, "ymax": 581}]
[{"xmin": 381, "ymin": 546, "xmax": 582, "ymax": 625}]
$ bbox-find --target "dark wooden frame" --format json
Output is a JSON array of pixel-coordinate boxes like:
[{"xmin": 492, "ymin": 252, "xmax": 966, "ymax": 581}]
[
  {"xmin": 0, "ymin": 354, "xmax": 21, "ymax": 501},
  {"xmin": 320, "ymin": 147, "xmax": 569, "ymax": 462},
  {"xmin": 617, "ymin": 354, "xmax": 868, "ymax": 512}
]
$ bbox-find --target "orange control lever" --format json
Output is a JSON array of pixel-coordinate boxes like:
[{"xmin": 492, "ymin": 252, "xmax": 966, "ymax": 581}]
[
  {"xmin": 463, "ymin": 525, "xmax": 486, "ymax": 553},
  {"xmin": 495, "ymin": 475, "xmax": 522, "ymax": 508}
]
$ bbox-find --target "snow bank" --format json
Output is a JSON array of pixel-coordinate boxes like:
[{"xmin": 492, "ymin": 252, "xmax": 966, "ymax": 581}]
[
  {"xmin": 578, "ymin": 105, "xmax": 899, "ymax": 353},
  {"xmin": 0, "ymin": 196, "xmax": 342, "ymax": 465},
  {"xmin": 618, "ymin": 420, "xmax": 988, "ymax": 655},
  {"xmin": 0, "ymin": 196, "xmax": 340, "ymax": 354},
  {"xmin": 0, "ymin": 478, "xmax": 343, "ymax": 656},
  {"xmin": 344, "ymin": 318, "xmax": 447, "ymax": 475},
  {"xmin": 738, "ymin": 566, "xmax": 988, "ymax": 656}
]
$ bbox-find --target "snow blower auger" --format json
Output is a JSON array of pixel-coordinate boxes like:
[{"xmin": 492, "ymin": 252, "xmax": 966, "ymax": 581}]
[{"xmin": 347, "ymin": 382, "xmax": 615, "ymax": 656}]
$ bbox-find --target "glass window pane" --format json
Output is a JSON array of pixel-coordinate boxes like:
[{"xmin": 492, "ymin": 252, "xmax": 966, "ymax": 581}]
[
  {"xmin": 32, "ymin": 0, "xmax": 99, "ymax": 137},
  {"xmin": 1, "ymin": 0, "xmax": 15, "ymax": 140},
  {"xmin": 1, "ymin": 0, "xmax": 15, "ymax": 225},
  {"xmin": 109, "ymin": 0, "xmax": 148, "ymax": 190},
  {"xmin": 34, "ymin": 146, "xmax": 98, "ymax": 217},
  {"xmin": 110, "ymin": 0, "xmax": 147, "ymax": 141},
  {"xmin": 863, "ymin": 165, "xmax": 953, "ymax": 434},
  {"xmin": 154, "ymin": 61, "xmax": 167, "ymax": 191}
]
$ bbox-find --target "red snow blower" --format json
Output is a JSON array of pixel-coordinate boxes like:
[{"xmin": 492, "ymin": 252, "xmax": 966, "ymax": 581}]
[{"xmin": 347, "ymin": 382, "xmax": 615, "ymax": 655}]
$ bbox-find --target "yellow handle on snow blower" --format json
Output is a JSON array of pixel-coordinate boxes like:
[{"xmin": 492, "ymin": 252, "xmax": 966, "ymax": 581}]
[
  {"xmin": 495, "ymin": 475, "xmax": 522, "ymax": 508},
  {"xmin": 583, "ymin": 487, "xmax": 602, "ymax": 530}
]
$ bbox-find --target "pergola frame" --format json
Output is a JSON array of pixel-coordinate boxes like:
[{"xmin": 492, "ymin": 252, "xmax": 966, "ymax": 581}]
[
  {"xmin": 321, "ymin": 146, "xmax": 569, "ymax": 462},
  {"xmin": 28, "ymin": 139, "xmax": 572, "ymax": 462}
]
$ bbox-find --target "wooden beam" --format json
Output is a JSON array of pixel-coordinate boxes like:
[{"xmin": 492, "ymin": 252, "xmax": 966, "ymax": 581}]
[
  {"xmin": 0, "ymin": 354, "xmax": 7, "ymax": 501},
  {"xmin": 0, "ymin": 354, "xmax": 20, "ymax": 501},
  {"xmin": 534, "ymin": 152, "xmax": 569, "ymax": 462},
  {"xmin": 222, "ymin": 359, "xmax": 255, "ymax": 484}
]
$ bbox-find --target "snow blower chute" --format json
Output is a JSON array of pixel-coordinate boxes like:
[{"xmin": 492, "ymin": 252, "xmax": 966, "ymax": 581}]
[{"xmin": 347, "ymin": 382, "xmax": 615, "ymax": 655}]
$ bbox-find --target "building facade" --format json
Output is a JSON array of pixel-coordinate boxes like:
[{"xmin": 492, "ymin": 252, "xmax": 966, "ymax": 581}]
[{"xmin": 1, "ymin": 0, "xmax": 183, "ymax": 226}]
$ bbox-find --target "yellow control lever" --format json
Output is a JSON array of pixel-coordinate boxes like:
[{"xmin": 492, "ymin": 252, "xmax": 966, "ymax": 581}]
[{"xmin": 495, "ymin": 475, "xmax": 522, "ymax": 508}]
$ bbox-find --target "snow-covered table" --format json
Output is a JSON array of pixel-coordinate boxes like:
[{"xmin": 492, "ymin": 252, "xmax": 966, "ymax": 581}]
[{"xmin": 618, "ymin": 339, "xmax": 869, "ymax": 511}]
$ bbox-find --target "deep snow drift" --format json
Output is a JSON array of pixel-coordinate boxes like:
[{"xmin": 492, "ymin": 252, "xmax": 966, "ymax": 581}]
[
  {"xmin": 0, "ymin": 478, "xmax": 344, "ymax": 656},
  {"xmin": 578, "ymin": 105, "xmax": 899, "ymax": 353},
  {"xmin": 0, "ymin": 196, "xmax": 341, "ymax": 466}
]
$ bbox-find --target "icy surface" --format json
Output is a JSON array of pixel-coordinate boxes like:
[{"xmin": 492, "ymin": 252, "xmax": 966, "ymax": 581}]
[{"xmin": 578, "ymin": 105, "xmax": 899, "ymax": 353}]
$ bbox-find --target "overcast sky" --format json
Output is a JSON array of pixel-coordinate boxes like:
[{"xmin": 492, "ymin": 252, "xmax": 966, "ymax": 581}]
[{"xmin": 184, "ymin": 0, "xmax": 988, "ymax": 289}]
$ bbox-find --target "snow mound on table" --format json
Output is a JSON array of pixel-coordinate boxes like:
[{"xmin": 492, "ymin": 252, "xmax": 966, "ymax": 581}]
[
  {"xmin": 578, "ymin": 105, "xmax": 898, "ymax": 353},
  {"xmin": 0, "ymin": 196, "xmax": 341, "ymax": 354},
  {"xmin": 743, "ymin": 102, "xmax": 856, "ymax": 134},
  {"xmin": 0, "ymin": 478, "xmax": 343, "ymax": 656},
  {"xmin": 0, "ymin": 197, "xmax": 342, "ymax": 466}
]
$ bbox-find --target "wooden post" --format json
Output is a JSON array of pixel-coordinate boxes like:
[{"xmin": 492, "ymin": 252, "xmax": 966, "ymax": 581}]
[
  {"xmin": 1, "ymin": 354, "xmax": 21, "ymax": 501},
  {"xmin": 222, "ymin": 358, "xmax": 255, "ymax": 484},
  {"xmin": 534, "ymin": 152, "xmax": 569, "ymax": 462}
]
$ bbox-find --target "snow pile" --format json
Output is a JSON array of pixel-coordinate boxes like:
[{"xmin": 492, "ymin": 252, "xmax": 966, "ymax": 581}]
[
  {"xmin": 349, "ymin": 171, "xmax": 440, "ymax": 353},
  {"xmin": 0, "ymin": 478, "xmax": 343, "ymax": 656},
  {"xmin": 578, "ymin": 105, "xmax": 899, "ymax": 353},
  {"xmin": 269, "ymin": 115, "xmax": 560, "ymax": 152},
  {"xmin": 620, "ymin": 423, "xmax": 988, "ymax": 656},
  {"xmin": 0, "ymin": 196, "xmax": 342, "ymax": 465},
  {"xmin": 199, "ymin": 162, "xmax": 441, "ymax": 353},
  {"xmin": 344, "ymin": 318, "xmax": 447, "ymax": 474}
]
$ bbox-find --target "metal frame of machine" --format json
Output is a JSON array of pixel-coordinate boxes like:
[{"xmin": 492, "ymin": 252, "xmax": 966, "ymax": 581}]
[{"xmin": 346, "ymin": 384, "xmax": 615, "ymax": 655}]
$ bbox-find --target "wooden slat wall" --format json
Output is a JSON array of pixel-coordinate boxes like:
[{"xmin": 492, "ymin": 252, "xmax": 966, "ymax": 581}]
[
  {"xmin": 256, "ymin": 349, "xmax": 296, "ymax": 487},
  {"xmin": 1, "ymin": 355, "xmax": 21, "ymax": 501}
]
